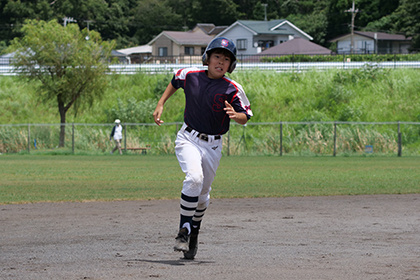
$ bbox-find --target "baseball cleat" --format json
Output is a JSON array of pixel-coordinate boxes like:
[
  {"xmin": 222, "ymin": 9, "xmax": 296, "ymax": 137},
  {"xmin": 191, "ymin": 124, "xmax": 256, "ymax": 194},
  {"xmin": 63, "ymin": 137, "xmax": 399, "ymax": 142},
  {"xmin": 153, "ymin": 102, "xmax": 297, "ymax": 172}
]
[
  {"xmin": 174, "ymin": 228, "xmax": 189, "ymax": 252},
  {"xmin": 183, "ymin": 231, "xmax": 198, "ymax": 259}
]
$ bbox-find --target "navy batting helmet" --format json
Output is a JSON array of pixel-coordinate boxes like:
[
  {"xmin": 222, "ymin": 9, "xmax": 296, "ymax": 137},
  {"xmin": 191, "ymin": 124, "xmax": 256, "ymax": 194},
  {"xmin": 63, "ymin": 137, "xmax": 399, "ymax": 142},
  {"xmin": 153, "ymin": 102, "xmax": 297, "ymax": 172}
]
[{"xmin": 202, "ymin": 37, "xmax": 237, "ymax": 73}]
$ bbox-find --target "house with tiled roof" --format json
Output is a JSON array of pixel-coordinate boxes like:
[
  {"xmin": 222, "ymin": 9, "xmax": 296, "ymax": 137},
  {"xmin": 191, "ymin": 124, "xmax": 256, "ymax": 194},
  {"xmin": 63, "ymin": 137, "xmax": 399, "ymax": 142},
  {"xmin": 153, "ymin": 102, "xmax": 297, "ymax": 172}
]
[
  {"xmin": 147, "ymin": 23, "xmax": 227, "ymax": 62},
  {"xmin": 116, "ymin": 45, "xmax": 152, "ymax": 64},
  {"xmin": 216, "ymin": 20, "xmax": 313, "ymax": 56},
  {"xmin": 329, "ymin": 31, "xmax": 412, "ymax": 54},
  {"xmin": 147, "ymin": 31, "xmax": 213, "ymax": 62},
  {"xmin": 147, "ymin": 20, "xmax": 311, "ymax": 61}
]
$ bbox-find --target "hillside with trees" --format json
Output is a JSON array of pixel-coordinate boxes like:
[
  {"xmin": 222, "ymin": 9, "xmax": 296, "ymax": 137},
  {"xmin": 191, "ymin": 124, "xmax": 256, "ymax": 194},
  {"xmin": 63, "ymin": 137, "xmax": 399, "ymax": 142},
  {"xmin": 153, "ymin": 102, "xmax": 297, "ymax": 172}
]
[{"xmin": 1, "ymin": 0, "xmax": 419, "ymax": 54}]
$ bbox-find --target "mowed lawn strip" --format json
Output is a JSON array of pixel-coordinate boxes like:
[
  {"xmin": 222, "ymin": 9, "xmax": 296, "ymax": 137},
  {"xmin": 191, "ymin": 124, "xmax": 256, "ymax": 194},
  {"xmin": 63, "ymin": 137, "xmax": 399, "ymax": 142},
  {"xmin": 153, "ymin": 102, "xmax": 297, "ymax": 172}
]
[{"xmin": 1, "ymin": 155, "xmax": 419, "ymax": 204}]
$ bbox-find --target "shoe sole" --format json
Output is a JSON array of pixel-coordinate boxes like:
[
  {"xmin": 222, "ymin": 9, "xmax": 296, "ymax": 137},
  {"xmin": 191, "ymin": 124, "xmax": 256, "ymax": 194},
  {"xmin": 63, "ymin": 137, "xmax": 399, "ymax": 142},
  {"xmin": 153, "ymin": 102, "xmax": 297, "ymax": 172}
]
[
  {"xmin": 183, "ymin": 249, "xmax": 196, "ymax": 259},
  {"xmin": 174, "ymin": 245, "xmax": 189, "ymax": 252}
]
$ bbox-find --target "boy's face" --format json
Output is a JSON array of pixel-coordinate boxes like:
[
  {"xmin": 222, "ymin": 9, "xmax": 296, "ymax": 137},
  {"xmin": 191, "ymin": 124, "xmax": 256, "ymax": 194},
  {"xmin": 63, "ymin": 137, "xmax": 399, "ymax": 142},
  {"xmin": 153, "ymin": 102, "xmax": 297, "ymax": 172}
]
[{"xmin": 206, "ymin": 50, "xmax": 232, "ymax": 79}]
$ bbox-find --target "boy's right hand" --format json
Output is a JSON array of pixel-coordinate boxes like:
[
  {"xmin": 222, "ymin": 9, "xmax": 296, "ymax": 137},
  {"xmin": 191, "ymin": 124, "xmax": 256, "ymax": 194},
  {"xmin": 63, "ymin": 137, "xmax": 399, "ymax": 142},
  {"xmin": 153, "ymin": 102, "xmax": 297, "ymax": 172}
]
[{"xmin": 153, "ymin": 105, "xmax": 164, "ymax": 126}]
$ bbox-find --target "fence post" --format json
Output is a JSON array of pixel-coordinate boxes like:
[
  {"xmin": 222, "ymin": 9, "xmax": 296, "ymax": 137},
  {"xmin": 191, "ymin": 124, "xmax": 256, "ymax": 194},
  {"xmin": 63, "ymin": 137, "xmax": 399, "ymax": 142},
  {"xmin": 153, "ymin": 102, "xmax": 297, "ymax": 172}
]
[
  {"xmin": 124, "ymin": 123, "xmax": 127, "ymax": 152},
  {"xmin": 398, "ymin": 121, "xmax": 402, "ymax": 157},
  {"xmin": 292, "ymin": 53, "xmax": 294, "ymax": 70},
  {"xmin": 333, "ymin": 121, "xmax": 337, "ymax": 156},
  {"xmin": 394, "ymin": 53, "xmax": 396, "ymax": 69},
  {"xmin": 280, "ymin": 121, "xmax": 283, "ymax": 156},
  {"xmin": 72, "ymin": 123, "xmax": 75, "ymax": 154},
  {"xmin": 27, "ymin": 124, "xmax": 30, "ymax": 153},
  {"xmin": 227, "ymin": 130, "xmax": 230, "ymax": 156}
]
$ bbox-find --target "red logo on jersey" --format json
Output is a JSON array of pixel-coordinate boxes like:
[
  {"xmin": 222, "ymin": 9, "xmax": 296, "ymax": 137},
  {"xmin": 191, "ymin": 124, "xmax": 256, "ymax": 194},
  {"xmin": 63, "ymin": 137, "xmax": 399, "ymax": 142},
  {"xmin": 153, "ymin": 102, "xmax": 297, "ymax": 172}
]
[
  {"xmin": 212, "ymin": 94, "xmax": 225, "ymax": 112},
  {"xmin": 221, "ymin": 39, "xmax": 229, "ymax": 47}
]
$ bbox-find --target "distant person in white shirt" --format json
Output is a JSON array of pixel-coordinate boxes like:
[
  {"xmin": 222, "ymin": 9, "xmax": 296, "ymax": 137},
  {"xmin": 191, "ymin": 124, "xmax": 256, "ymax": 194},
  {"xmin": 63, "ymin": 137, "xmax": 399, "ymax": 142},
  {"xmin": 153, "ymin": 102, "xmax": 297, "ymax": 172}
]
[{"xmin": 110, "ymin": 119, "xmax": 123, "ymax": 155}]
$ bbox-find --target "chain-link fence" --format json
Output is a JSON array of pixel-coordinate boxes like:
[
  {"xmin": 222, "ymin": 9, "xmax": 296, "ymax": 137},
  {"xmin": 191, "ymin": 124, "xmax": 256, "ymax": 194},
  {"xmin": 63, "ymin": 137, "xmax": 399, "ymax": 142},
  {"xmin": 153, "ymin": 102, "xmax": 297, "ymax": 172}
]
[{"xmin": 1, "ymin": 121, "xmax": 419, "ymax": 156}]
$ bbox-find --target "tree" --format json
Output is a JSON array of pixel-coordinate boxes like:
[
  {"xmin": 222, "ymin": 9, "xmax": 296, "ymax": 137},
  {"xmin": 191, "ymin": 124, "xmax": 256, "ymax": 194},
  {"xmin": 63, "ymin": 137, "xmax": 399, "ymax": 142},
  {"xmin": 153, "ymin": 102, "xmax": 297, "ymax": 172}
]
[
  {"xmin": 393, "ymin": 0, "xmax": 420, "ymax": 51},
  {"xmin": 285, "ymin": 0, "xmax": 329, "ymax": 46},
  {"xmin": 287, "ymin": 12, "xmax": 328, "ymax": 46},
  {"xmin": 188, "ymin": 0, "xmax": 240, "ymax": 26},
  {"xmin": 356, "ymin": 0, "xmax": 398, "ymax": 27},
  {"xmin": 326, "ymin": 0, "xmax": 355, "ymax": 42},
  {"xmin": 8, "ymin": 19, "xmax": 115, "ymax": 147},
  {"xmin": 49, "ymin": 0, "xmax": 136, "ymax": 48},
  {"xmin": 0, "ymin": 0, "xmax": 54, "ymax": 50},
  {"xmin": 129, "ymin": 0, "xmax": 184, "ymax": 45}
]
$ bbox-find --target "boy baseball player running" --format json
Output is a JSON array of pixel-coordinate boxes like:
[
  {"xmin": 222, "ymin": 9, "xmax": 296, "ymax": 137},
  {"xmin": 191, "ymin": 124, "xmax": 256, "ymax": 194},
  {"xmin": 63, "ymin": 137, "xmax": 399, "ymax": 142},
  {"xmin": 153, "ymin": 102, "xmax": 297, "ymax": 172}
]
[{"xmin": 153, "ymin": 37, "xmax": 253, "ymax": 259}]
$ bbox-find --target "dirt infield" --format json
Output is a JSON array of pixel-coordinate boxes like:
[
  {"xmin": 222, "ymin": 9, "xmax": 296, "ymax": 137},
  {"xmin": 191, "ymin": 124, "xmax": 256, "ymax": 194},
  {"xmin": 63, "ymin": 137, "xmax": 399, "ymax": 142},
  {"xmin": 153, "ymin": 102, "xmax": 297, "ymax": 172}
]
[{"xmin": 1, "ymin": 194, "xmax": 420, "ymax": 280}]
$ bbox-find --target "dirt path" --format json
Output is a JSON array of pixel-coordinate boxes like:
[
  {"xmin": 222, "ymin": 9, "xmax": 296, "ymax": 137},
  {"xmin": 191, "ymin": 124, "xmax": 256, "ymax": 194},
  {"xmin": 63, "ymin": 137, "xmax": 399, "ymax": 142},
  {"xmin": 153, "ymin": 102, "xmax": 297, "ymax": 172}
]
[{"xmin": 1, "ymin": 194, "xmax": 420, "ymax": 280}]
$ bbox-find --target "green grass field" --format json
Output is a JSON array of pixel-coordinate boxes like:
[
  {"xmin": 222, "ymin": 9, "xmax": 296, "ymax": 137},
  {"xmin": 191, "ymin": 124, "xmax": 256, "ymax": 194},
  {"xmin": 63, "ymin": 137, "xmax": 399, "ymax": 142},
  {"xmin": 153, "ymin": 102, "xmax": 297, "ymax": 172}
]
[{"xmin": 1, "ymin": 155, "xmax": 419, "ymax": 204}]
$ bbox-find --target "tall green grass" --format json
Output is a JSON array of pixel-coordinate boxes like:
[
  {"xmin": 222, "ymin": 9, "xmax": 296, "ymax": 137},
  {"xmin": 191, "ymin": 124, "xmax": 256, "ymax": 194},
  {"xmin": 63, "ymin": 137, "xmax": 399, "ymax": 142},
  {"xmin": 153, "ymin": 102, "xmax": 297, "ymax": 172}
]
[
  {"xmin": 2, "ymin": 122, "xmax": 419, "ymax": 156},
  {"xmin": 1, "ymin": 155, "xmax": 419, "ymax": 204},
  {"xmin": 1, "ymin": 68, "xmax": 420, "ymax": 155},
  {"xmin": 1, "ymin": 68, "xmax": 420, "ymax": 124}
]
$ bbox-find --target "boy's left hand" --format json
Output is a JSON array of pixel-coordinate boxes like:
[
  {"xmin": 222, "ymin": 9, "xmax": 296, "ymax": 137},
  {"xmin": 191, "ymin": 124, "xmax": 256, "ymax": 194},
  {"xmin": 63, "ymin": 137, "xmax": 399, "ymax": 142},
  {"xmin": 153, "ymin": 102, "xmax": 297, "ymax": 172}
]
[
  {"xmin": 224, "ymin": 101, "xmax": 248, "ymax": 125},
  {"xmin": 224, "ymin": 101, "xmax": 237, "ymax": 119}
]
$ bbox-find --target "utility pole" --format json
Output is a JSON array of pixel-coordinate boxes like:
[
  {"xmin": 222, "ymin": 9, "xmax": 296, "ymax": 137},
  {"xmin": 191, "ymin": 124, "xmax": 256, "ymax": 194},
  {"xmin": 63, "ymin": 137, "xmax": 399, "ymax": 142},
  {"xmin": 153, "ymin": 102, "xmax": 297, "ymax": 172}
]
[
  {"xmin": 84, "ymin": 20, "xmax": 94, "ymax": 31},
  {"xmin": 84, "ymin": 20, "xmax": 94, "ymax": 40},
  {"xmin": 261, "ymin": 3, "xmax": 268, "ymax": 21},
  {"xmin": 63, "ymin": 17, "xmax": 76, "ymax": 27},
  {"xmin": 345, "ymin": 1, "xmax": 358, "ymax": 54}
]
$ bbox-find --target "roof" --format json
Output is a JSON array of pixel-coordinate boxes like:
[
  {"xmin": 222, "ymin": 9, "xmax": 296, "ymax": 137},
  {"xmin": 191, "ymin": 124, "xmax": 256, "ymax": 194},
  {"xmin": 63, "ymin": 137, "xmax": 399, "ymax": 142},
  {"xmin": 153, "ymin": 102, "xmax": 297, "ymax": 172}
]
[
  {"xmin": 148, "ymin": 31, "xmax": 214, "ymax": 46},
  {"xmin": 117, "ymin": 45, "xmax": 152, "ymax": 55},
  {"xmin": 192, "ymin": 23, "xmax": 227, "ymax": 35},
  {"xmin": 111, "ymin": 50, "xmax": 127, "ymax": 57},
  {"xmin": 259, "ymin": 37, "xmax": 331, "ymax": 55},
  {"xmin": 218, "ymin": 20, "xmax": 313, "ymax": 40},
  {"xmin": 195, "ymin": 23, "xmax": 216, "ymax": 34},
  {"xmin": 208, "ymin": 26, "xmax": 228, "ymax": 35},
  {"xmin": 329, "ymin": 31, "xmax": 411, "ymax": 42},
  {"xmin": 238, "ymin": 20, "xmax": 289, "ymax": 35},
  {"xmin": 0, "ymin": 52, "xmax": 16, "ymax": 58}
]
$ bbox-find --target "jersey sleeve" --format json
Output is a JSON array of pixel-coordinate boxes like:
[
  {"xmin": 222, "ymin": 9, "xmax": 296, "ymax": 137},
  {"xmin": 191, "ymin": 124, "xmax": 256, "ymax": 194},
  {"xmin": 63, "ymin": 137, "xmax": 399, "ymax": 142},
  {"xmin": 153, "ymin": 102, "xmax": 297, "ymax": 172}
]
[
  {"xmin": 171, "ymin": 67, "xmax": 201, "ymax": 89},
  {"xmin": 229, "ymin": 81, "xmax": 253, "ymax": 119}
]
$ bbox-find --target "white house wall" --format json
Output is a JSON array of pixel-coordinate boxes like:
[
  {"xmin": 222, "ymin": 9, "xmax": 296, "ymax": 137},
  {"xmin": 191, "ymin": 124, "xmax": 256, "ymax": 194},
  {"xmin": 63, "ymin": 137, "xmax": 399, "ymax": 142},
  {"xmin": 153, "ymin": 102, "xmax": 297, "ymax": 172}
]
[
  {"xmin": 274, "ymin": 23, "xmax": 304, "ymax": 41},
  {"xmin": 220, "ymin": 21, "xmax": 311, "ymax": 56},
  {"xmin": 255, "ymin": 35, "xmax": 291, "ymax": 46},
  {"xmin": 336, "ymin": 34, "xmax": 375, "ymax": 54},
  {"xmin": 221, "ymin": 24, "xmax": 256, "ymax": 56}
]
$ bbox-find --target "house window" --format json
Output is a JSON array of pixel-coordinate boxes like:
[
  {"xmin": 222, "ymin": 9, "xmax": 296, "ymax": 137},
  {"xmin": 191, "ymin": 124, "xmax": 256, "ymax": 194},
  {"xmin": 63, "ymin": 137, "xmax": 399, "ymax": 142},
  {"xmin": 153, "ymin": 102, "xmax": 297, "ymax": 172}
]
[
  {"xmin": 201, "ymin": 47, "xmax": 206, "ymax": 54},
  {"xmin": 158, "ymin": 47, "xmax": 167, "ymax": 56},
  {"xmin": 237, "ymin": 39, "xmax": 247, "ymax": 50},
  {"xmin": 185, "ymin": 47, "xmax": 194, "ymax": 55}
]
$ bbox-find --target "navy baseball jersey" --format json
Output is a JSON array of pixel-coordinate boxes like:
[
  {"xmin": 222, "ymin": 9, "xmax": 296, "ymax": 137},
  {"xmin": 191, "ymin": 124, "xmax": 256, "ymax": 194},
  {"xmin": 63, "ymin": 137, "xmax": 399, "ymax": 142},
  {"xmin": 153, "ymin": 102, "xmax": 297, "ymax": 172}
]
[{"xmin": 171, "ymin": 67, "xmax": 253, "ymax": 135}]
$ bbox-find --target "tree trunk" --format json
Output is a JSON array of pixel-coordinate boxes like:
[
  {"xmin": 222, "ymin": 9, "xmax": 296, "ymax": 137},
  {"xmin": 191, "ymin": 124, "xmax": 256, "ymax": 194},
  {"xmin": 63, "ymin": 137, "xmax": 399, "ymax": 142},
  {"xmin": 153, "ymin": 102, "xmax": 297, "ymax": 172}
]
[{"xmin": 58, "ymin": 100, "xmax": 66, "ymax": 148}]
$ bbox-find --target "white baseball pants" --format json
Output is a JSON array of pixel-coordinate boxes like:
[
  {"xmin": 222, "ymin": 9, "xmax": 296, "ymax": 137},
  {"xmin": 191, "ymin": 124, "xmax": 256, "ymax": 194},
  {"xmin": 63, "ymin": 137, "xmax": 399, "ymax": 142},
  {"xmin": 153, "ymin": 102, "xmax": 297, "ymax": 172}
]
[{"xmin": 175, "ymin": 123, "xmax": 223, "ymax": 203}]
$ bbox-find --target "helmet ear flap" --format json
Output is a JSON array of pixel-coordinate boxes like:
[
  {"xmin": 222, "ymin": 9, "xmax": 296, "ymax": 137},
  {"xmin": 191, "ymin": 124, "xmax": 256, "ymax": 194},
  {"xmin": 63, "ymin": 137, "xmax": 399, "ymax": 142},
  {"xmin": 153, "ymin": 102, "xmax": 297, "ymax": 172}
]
[
  {"xmin": 228, "ymin": 60, "xmax": 236, "ymax": 73},
  {"xmin": 202, "ymin": 52, "xmax": 209, "ymax": 65}
]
